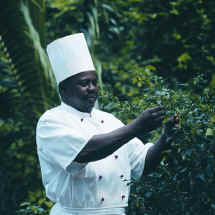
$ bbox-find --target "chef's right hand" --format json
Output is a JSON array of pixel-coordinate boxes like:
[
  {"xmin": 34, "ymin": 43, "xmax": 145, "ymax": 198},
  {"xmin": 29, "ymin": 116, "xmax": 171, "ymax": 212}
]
[{"xmin": 135, "ymin": 106, "xmax": 165, "ymax": 134}]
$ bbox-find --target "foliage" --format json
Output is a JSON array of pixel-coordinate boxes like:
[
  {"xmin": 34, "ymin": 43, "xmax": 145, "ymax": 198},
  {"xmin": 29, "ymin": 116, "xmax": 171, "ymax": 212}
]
[
  {"xmin": 18, "ymin": 202, "xmax": 48, "ymax": 215},
  {"xmin": 0, "ymin": 0, "xmax": 58, "ymax": 214},
  {"xmin": 106, "ymin": 0, "xmax": 215, "ymax": 85},
  {"xmin": 100, "ymin": 68, "xmax": 215, "ymax": 214},
  {"xmin": 1, "ymin": 0, "xmax": 215, "ymax": 214},
  {"xmin": 17, "ymin": 199, "xmax": 52, "ymax": 215}
]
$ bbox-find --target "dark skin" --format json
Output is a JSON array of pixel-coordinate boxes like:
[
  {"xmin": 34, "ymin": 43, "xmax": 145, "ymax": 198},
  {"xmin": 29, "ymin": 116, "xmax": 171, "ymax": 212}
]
[
  {"xmin": 59, "ymin": 70, "xmax": 179, "ymax": 175},
  {"xmin": 59, "ymin": 70, "xmax": 99, "ymax": 113}
]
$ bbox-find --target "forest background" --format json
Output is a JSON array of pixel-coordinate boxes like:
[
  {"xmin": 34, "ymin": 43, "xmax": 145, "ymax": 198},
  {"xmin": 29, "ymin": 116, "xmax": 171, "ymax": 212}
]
[{"xmin": 1, "ymin": 0, "xmax": 215, "ymax": 214}]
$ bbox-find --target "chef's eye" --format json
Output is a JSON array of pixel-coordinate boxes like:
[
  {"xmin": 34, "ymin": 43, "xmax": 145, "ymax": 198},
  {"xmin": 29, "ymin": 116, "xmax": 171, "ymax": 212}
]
[
  {"xmin": 79, "ymin": 79, "xmax": 98, "ymax": 87},
  {"xmin": 79, "ymin": 80, "xmax": 88, "ymax": 87}
]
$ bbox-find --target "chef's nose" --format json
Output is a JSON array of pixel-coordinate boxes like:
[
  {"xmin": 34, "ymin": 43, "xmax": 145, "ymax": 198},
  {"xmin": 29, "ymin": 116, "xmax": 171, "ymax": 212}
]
[{"xmin": 88, "ymin": 81, "xmax": 97, "ymax": 91}]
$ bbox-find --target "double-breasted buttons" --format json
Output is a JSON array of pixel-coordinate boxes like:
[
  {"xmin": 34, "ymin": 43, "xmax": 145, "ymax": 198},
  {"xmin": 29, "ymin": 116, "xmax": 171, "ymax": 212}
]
[{"xmin": 122, "ymin": 195, "xmax": 126, "ymax": 200}]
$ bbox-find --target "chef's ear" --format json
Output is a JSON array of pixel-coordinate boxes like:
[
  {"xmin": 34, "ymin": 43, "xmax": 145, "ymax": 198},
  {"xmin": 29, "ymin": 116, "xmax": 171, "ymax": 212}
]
[{"xmin": 59, "ymin": 81, "xmax": 67, "ymax": 98}]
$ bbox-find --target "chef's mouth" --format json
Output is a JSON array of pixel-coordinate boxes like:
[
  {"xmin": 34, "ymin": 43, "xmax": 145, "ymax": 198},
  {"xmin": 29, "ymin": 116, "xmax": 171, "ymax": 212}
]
[
  {"xmin": 87, "ymin": 94, "xmax": 97, "ymax": 99},
  {"xmin": 87, "ymin": 96, "xmax": 97, "ymax": 103}
]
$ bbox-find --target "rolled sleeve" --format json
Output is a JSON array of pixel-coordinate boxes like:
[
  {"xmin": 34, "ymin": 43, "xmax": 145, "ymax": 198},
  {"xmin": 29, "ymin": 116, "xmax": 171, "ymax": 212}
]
[
  {"xmin": 36, "ymin": 118, "xmax": 93, "ymax": 174},
  {"xmin": 128, "ymin": 138, "xmax": 153, "ymax": 180}
]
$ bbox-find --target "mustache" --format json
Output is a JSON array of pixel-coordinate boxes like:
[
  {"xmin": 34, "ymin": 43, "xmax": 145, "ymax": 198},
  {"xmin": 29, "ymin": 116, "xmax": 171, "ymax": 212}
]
[{"xmin": 87, "ymin": 93, "xmax": 98, "ymax": 98}]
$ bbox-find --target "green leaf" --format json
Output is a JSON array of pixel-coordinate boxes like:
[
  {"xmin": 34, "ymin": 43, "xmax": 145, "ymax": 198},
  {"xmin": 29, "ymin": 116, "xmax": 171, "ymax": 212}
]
[{"xmin": 206, "ymin": 128, "xmax": 214, "ymax": 136}]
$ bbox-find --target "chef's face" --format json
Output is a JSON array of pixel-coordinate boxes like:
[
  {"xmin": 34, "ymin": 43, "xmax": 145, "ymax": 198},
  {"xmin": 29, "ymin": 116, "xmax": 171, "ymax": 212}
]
[{"xmin": 62, "ymin": 70, "xmax": 98, "ymax": 113}]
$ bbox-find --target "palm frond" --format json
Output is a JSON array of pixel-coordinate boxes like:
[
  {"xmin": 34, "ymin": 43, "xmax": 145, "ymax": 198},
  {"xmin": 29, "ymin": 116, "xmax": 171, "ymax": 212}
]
[
  {"xmin": 20, "ymin": 1, "xmax": 55, "ymax": 88},
  {"xmin": 0, "ymin": 0, "xmax": 59, "ymax": 119}
]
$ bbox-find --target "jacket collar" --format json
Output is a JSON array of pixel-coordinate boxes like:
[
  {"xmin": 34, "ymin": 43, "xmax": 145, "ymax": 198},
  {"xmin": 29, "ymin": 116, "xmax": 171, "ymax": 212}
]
[{"xmin": 61, "ymin": 102, "xmax": 94, "ymax": 118}]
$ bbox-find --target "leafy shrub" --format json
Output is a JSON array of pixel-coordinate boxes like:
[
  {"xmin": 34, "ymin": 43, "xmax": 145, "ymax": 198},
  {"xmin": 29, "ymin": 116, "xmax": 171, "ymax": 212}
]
[
  {"xmin": 100, "ymin": 67, "xmax": 215, "ymax": 214},
  {"xmin": 17, "ymin": 198, "xmax": 52, "ymax": 215}
]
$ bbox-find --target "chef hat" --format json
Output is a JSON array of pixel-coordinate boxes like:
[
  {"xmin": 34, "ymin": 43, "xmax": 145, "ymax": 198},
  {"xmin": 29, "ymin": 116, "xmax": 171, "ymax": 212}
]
[{"xmin": 47, "ymin": 33, "xmax": 95, "ymax": 85}]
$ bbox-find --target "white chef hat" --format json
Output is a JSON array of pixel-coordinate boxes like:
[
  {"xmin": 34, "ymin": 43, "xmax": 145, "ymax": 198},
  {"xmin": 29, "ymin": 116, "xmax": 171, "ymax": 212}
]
[{"xmin": 47, "ymin": 33, "xmax": 95, "ymax": 85}]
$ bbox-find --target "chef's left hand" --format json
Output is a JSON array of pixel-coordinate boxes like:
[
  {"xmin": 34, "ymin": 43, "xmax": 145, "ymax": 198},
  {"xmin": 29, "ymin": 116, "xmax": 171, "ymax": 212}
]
[{"xmin": 162, "ymin": 114, "xmax": 179, "ymax": 141}]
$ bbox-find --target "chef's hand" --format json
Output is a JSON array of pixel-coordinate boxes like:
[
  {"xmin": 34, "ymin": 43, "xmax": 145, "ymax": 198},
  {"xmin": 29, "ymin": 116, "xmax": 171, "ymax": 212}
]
[
  {"xmin": 162, "ymin": 114, "xmax": 179, "ymax": 142},
  {"xmin": 134, "ymin": 106, "xmax": 165, "ymax": 134},
  {"xmin": 143, "ymin": 113, "xmax": 179, "ymax": 174}
]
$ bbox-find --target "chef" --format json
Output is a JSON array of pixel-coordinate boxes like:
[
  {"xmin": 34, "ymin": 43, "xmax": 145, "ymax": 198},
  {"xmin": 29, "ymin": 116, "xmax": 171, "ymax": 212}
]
[{"xmin": 36, "ymin": 33, "xmax": 179, "ymax": 215}]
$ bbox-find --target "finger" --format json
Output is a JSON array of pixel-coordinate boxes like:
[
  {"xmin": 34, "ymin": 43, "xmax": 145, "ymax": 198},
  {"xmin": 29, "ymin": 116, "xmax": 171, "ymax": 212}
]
[
  {"xmin": 165, "ymin": 118, "xmax": 180, "ymax": 131},
  {"xmin": 148, "ymin": 106, "xmax": 165, "ymax": 113},
  {"xmin": 152, "ymin": 110, "xmax": 165, "ymax": 118},
  {"xmin": 165, "ymin": 117, "xmax": 175, "ymax": 127},
  {"xmin": 174, "ymin": 112, "xmax": 179, "ymax": 117},
  {"xmin": 174, "ymin": 113, "xmax": 179, "ymax": 120},
  {"xmin": 174, "ymin": 116, "xmax": 179, "ymax": 123},
  {"xmin": 154, "ymin": 116, "xmax": 164, "ymax": 123}
]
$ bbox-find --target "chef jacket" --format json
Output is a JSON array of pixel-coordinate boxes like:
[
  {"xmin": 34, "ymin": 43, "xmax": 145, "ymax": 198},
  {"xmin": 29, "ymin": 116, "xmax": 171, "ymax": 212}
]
[{"xmin": 36, "ymin": 102, "xmax": 153, "ymax": 215}]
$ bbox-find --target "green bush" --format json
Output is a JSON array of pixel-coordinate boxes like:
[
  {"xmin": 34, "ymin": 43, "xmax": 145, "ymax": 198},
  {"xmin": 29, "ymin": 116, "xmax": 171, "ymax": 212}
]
[
  {"xmin": 18, "ymin": 202, "xmax": 48, "ymax": 215},
  {"xmin": 99, "ymin": 67, "xmax": 215, "ymax": 214},
  {"xmin": 2, "ymin": 0, "xmax": 215, "ymax": 214}
]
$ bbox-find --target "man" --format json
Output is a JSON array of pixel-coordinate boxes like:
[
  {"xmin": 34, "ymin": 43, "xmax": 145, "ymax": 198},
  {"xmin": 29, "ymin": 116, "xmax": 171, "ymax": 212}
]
[{"xmin": 36, "ymin": 33, "xmax": 178, "ymax": 215}]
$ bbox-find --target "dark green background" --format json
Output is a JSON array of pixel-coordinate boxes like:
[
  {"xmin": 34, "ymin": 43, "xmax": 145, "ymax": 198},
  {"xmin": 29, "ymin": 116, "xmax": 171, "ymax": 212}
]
[{"xmin": 0, "ymin": 0, "xmax": 215, "ymax": 214}]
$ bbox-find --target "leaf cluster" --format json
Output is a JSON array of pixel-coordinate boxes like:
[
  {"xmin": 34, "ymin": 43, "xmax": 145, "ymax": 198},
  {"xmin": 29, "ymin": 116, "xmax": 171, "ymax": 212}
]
[{"xmin": 1, "ymin": 0, "xmax": 215, "ymax": 214}]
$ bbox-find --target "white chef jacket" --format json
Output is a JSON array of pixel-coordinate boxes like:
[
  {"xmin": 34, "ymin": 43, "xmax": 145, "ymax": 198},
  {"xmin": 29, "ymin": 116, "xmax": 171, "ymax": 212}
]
[{"xmin": 36, "ymin": 102, "xmax": 153, "ymax": 215}]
